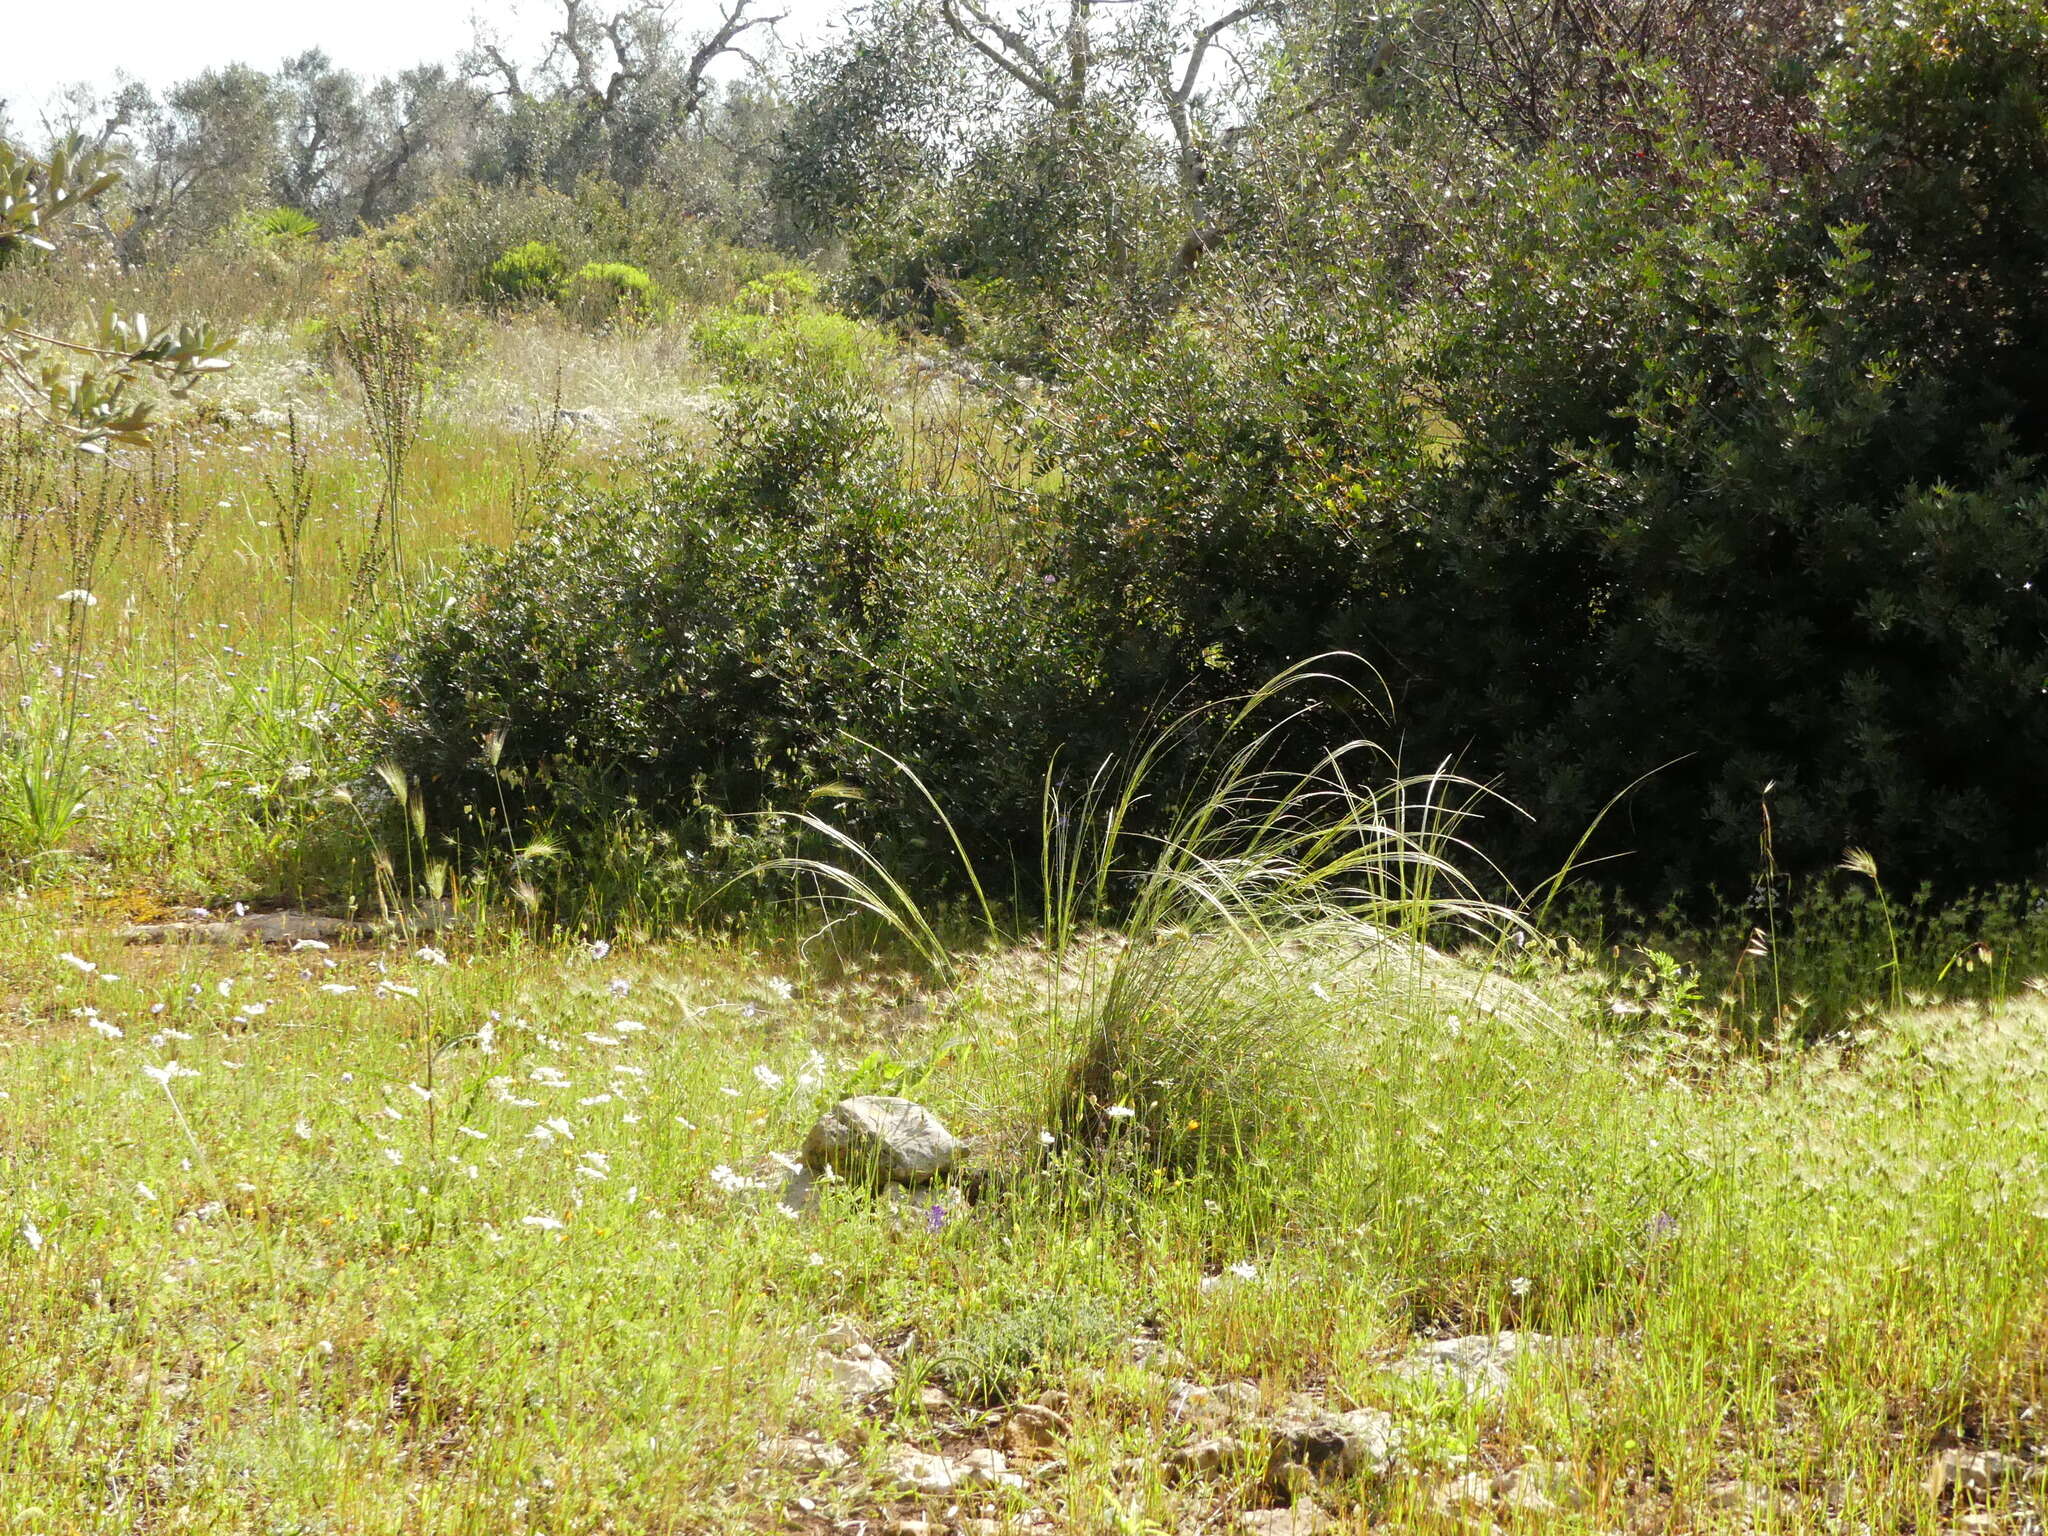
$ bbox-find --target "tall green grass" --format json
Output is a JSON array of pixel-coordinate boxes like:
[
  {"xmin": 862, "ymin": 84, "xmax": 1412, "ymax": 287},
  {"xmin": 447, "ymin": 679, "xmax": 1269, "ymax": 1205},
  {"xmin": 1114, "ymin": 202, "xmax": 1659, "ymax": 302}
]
[{"xmin": 772, "ymin": 659, "xmax": 1540, "ymax": 1172}]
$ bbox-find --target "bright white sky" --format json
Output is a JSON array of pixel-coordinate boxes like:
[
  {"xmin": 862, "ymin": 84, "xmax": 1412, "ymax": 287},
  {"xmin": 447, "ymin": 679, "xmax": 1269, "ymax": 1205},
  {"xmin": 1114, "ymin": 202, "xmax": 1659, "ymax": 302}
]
[{"xmin": 0, "ymin": 0, "xmax": 837, "ymax": 129}]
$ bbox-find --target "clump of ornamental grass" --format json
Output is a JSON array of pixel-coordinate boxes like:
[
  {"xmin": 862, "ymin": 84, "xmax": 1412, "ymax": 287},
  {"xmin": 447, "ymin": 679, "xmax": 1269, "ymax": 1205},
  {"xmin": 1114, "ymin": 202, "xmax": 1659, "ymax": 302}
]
[{"xmin": 773, "ymin": 658, "xmax": 1535, "ymax": 1176}]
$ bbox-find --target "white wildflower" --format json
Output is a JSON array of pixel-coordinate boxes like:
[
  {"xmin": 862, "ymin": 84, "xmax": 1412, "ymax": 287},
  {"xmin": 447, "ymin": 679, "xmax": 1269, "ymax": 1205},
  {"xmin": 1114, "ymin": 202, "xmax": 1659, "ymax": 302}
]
[
  {"xmin": 57, "ymin": 951, "xmax": 97, "ymax": 974},
  {"xmin": 708, "ymin": 1163, "xmax": 754, "ymax": 1194}
]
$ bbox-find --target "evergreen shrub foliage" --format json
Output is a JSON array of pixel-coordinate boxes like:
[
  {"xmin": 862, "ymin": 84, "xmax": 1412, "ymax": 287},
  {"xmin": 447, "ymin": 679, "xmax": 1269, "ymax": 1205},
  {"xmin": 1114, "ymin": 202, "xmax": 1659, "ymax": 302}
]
[
  {"xmin": 1052, "ymin": 3, "xmax": 2048, "ymax": 900},
  {"xmin": 379, "ymin": 383, "xmax": 1096, "ymax": 890}
]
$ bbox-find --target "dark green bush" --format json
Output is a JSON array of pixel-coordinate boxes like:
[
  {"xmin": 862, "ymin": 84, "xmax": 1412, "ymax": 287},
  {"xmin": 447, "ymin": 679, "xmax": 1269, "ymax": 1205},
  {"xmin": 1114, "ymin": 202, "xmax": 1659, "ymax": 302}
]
[
  {"xmin": 1049, "ymin": 1, "xmax": 2048, "ymax": 903},
  {"xmin": 378, "ymin": 383, "xmax": 1098, "ymax": 903}
]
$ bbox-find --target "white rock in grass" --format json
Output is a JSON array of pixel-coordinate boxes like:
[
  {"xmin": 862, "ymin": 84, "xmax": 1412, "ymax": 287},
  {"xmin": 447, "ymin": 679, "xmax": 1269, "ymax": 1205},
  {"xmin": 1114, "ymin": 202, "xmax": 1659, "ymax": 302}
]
[
  {"xmin": 764, "ymin": 1434, "xmax": 851, "ymax": 1474},
  {"xmin": 1238, "ymin": 1503, "xmax": 1333, "ymax": 1536},
  {"xmin": 883, "ymin": 1445, "xmax": 1024, "ymax": 1494},
  {"xmin": 801, "ymin": 1096, "xmax": 960, "ymax": 1189},
  {"xmin": 1264, "ymin": 1406, "xmax": 1402, "ymax": 1489},
  {"xmin": 1170, "ymin": 1379, "xmax": 1262, "ymax": 1427},
  {"xmin": 1392, "ymin": 1332, "xmax": 1558, "ymax": 1401},
  {"xmin": 820, "ymin": 1345, "xmax": 897, "ymax": 1399},
  {"xmin": 1926, "ymin": 1448, "xmax": 2040, "ymax": 1500}
]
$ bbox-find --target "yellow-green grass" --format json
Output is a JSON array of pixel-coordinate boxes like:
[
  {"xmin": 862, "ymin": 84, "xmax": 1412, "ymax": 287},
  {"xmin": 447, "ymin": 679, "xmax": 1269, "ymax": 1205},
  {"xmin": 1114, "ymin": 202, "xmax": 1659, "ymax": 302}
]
[{"xmin": 2, "ymin": 898, "xmax": 2046, "ymax": 1532}]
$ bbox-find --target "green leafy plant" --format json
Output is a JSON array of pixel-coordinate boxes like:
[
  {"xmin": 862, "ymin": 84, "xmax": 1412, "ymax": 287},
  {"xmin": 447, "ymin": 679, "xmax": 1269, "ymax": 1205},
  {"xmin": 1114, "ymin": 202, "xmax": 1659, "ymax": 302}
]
[
  {"xmin": 248, "ymin": 206, "xmax": 321, "ymax": 243},
  {"xmin": 479, "ymin": 240, "xmax": 568, "ymax": 306},
  {"xmin": 691, "ymin": 306, "xmax": 890, "ymax": 388},
  {"xmin": 928, "ymin": 1291, "xmax": 1128, "ymax": 1404},
  {"xmin": 562, "ymin": 260, "xmax": 662, "ymax": 324},
  {"xmin": 0, "ymin": 136, "xmax": 237, "ymax": 448}
]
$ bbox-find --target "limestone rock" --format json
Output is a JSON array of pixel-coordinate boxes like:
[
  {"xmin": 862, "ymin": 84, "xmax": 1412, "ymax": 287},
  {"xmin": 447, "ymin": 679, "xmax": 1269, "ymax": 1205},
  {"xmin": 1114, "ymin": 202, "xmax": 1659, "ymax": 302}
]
[
  {"xmin": 1239, "ymin": 1503, "xmax": 1333, "ymax": 1536},
  {"xmin": 1164, "ymin": 1436, "xmax": 1253, "ymax": 1482},
  {"xmin": 1392, "ymin": 1332, "xmax": 1557, "ymax": 1401},
  {"xmin": 763, "ymin": 1434, "xmax": 850, "ymax": 1474},
  {"xmin": 802, "ymin": 1097, "xmax": 960, "ymax": 1189},
  {"xmin": 1265, "ymin": 1406, "xmax": 1401, "ymax": 1490},
  {"xmin": 883, "ymin": 1445, "xmax": 1024, "ymax": 1494},
  {"xmin": 1170, "ymin": 1379, "xmax": 1262, "ymax": 1427},
  {"xmin": 1927, "ymin": 1449, "xmax": 2038, "ymax": 1500}
]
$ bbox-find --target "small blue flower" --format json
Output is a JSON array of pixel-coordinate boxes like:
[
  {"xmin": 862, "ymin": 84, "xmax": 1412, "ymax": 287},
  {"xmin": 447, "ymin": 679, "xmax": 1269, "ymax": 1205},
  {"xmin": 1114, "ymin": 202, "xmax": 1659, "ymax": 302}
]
[{"xmin": 926, "ymin": 1203, "xmax": 947, "ymax": 1233}]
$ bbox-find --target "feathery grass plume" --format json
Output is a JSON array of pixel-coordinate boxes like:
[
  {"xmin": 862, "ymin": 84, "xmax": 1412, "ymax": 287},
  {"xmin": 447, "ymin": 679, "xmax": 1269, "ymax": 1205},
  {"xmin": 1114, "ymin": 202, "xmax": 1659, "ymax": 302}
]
[
  {"xmin": 769, "ymin": 656, "xmax": 1536, "ymax": 1173},
  {"xmin": 1839, "ymin": 846, "xmax": 1904, "ymax": 1011}
]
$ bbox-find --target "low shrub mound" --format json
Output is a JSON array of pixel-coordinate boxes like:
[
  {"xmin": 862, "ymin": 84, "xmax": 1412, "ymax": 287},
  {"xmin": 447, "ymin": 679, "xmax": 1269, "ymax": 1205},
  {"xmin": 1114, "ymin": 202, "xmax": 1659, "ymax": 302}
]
[
  {"xmin": 563, "ymin": 260, "xmax": 662, "ymax": 325},
  {"xmin": 377, "ymin": 384, "xmax": 1098, "ymax": 902},
  {"xmin": 479, "ymin": 239, "xmax": 568, "ymax": 306}
]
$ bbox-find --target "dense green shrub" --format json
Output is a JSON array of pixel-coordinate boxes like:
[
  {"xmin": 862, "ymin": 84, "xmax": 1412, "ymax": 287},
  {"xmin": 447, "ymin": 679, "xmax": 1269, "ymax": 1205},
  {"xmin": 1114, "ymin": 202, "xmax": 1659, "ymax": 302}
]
[
  {"xmin": 563, "ymin": 260, "xmax": 662, "ymax": 324},
  {"xmin": 1049, "ymin": 0, "xmax": 2048, "ymax": 902},
  {"xmin": 691, "ymin": 305, "xmax": 891, "ymax": 388},
  {"xmin": 736, "ymin": 267, "xmax": 820, "ymax": 313},
  {"xmin": 378, "ymin": 384, "xmax": 1097, "ymax": 899},
  {"xmin": 246, "ymin": 205, "xmax": 320, "ymax": 243},
  {"xmin": 479, "ymin": 240, "xmax": 568, "ymax": 306}
]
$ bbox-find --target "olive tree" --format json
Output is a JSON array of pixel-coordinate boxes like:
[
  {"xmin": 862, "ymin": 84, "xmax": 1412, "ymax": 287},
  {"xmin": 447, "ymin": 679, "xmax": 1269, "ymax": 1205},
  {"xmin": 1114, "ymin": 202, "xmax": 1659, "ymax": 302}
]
[{"xmin": 0, "ymin": 137, "xmax": 233, "ymax": 448}]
